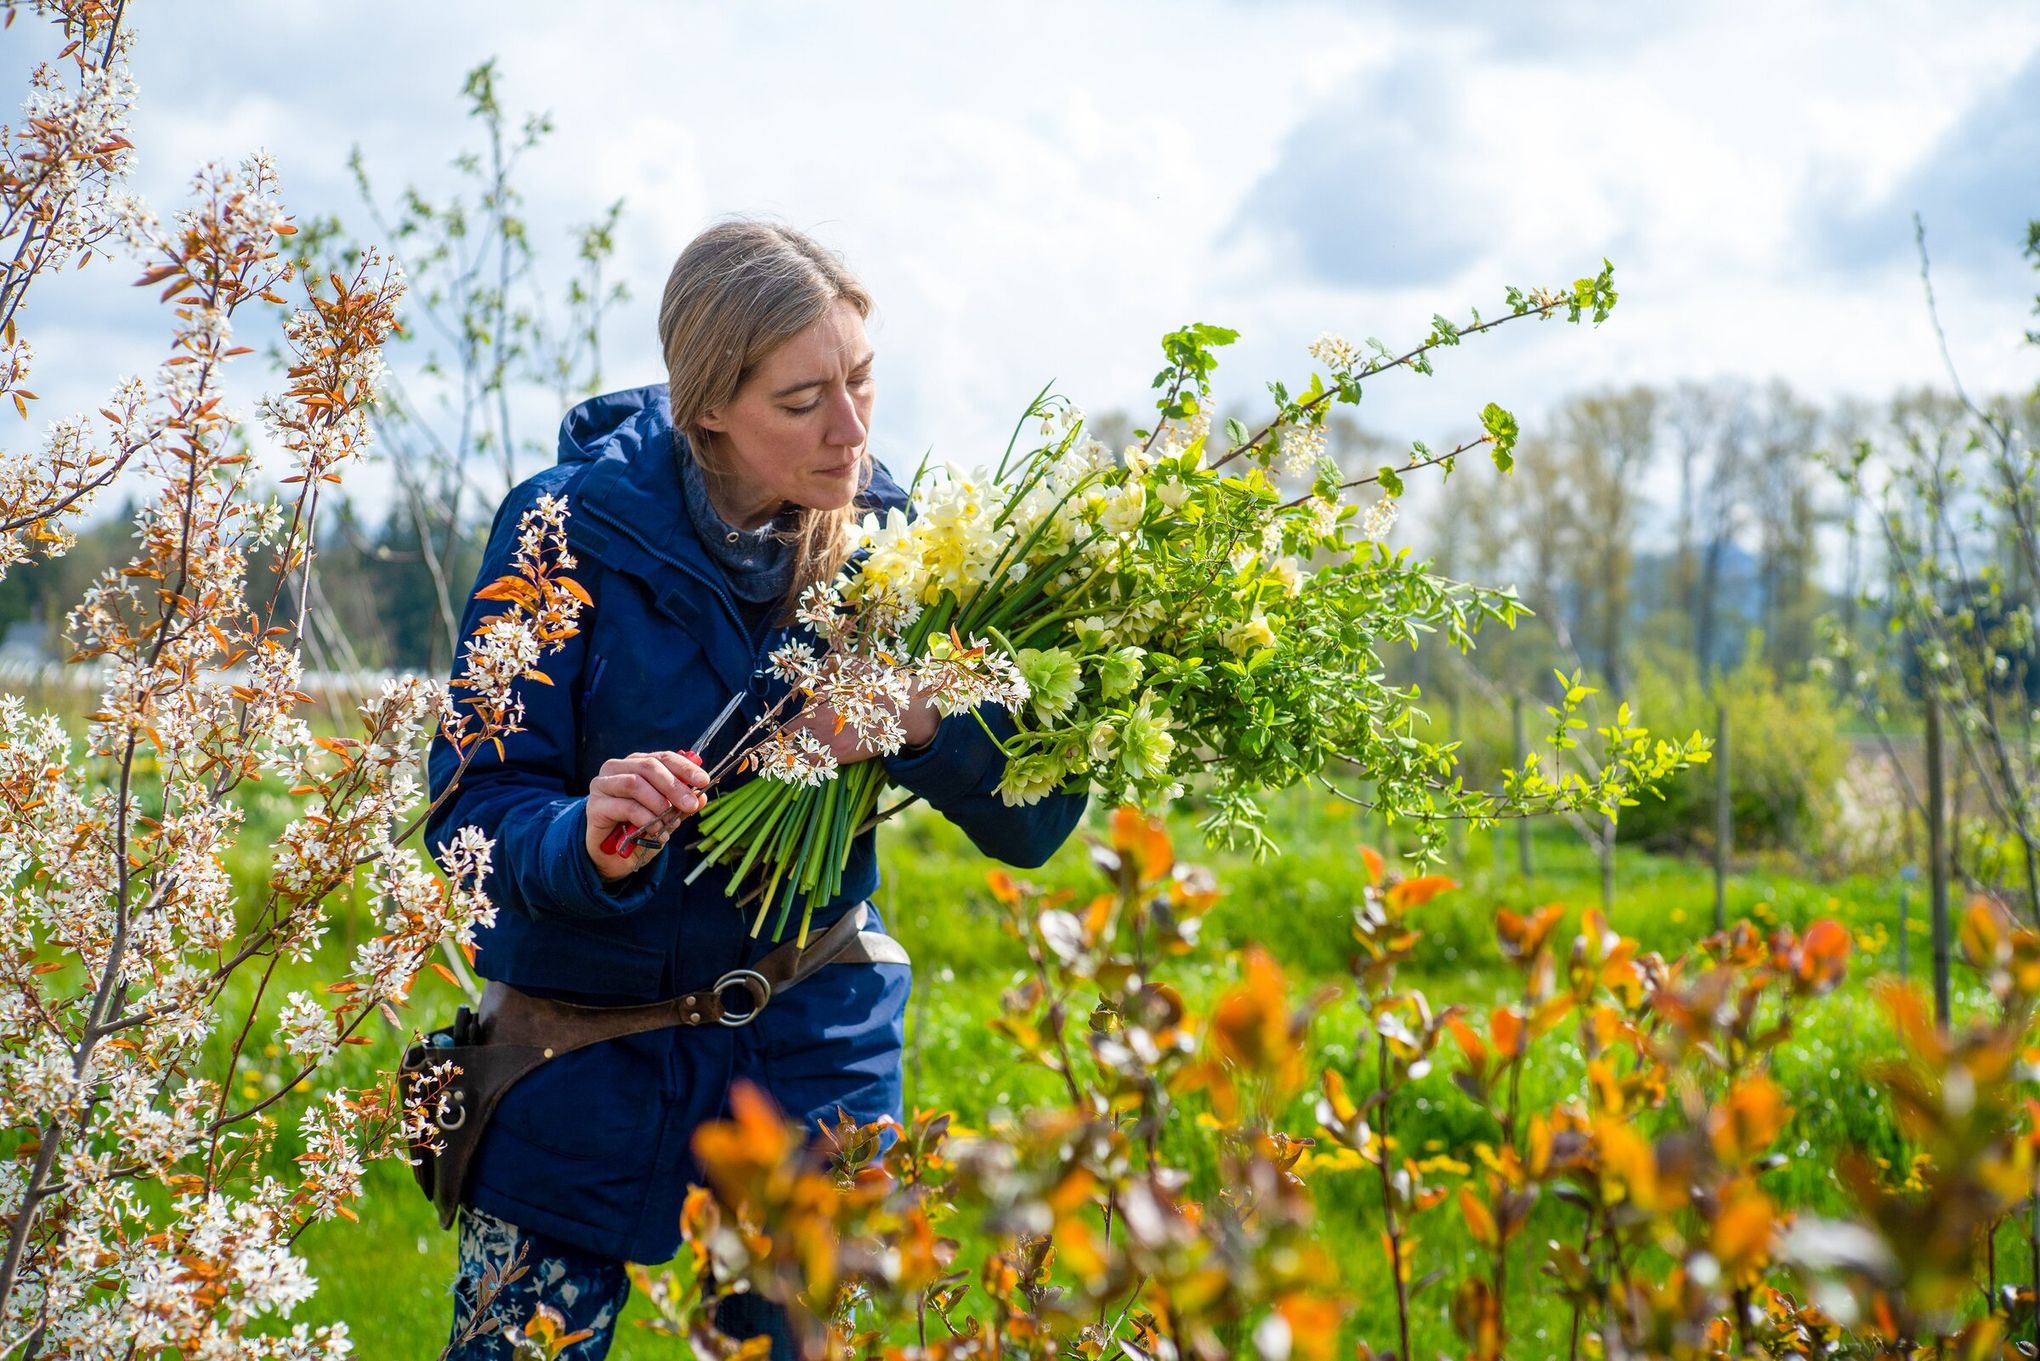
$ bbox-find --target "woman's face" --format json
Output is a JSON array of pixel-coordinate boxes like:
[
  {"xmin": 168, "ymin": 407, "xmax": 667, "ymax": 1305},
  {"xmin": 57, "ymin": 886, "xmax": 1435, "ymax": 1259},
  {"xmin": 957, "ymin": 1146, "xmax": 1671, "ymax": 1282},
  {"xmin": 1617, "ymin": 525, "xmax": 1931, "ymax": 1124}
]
[{"xmin": 696, "ymin": 297, "xmax": 875, "ymax": 526}]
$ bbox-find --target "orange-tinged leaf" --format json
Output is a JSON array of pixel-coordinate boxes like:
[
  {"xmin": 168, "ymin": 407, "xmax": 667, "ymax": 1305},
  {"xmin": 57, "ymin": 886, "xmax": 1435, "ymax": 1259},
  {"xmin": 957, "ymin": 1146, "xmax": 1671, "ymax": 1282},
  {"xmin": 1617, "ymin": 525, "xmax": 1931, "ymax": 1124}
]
[
  {"xmin": 1527, "ymin": 1113, "xmax": 1553, "ymax": 1178},
  {"xmin": 1386, "ymin": 875, "xmax": 1458, "ymax": 911},
  {"xmin": 1711, "ymin": 1182, "xmax": 1774, "ymax": 1279},
  {"xmin": 1459, "ymin": 1184, "xmax": 1498, "ymax": 1247},
  {"xmin": 1959, "ymin": 898, "xmax": 2005, "ymax": 969},
  {"xmin": 1278, "ymin": 1292, "xmax": 1343, "ymax": 1361},
  {"xmin": 1595, "ymin": 1117, "xmax": 1659, "ymax": 1210},
  {"xmin": 1710, "ymin": 1075, "xmax": 1790, "ymax": 1164},
  {"xmin": 1359, "ymin": 845, "xmax": 1384, "ymax": 886},
  {"xmin": 1447, "ymin": 1014, "xmax": 1488, "ymax": 1072},
  {"xmin": 1321, "ymin": 1068, "xmax": 1358, "ymax": 1126},
  {"xmin": 1212, "ymin": 948, "xmax": 1303, "ymax": 1092},
  {"xmin": 1496, "ymin": 903, "xmax": 1566, "ymax": 963},
  {"xmin": 1876, "ymin": 977, "xmax": 1943, "ymax": 1065},
  {"xmin": 474, "ymin": 577, "xmax": 536, "ymax": 605},
  {"xmin": 1795, "ymin": 917, "xmax": 1852, "ymax": 990},
  {"xmin": 1490, "ymin": 1007, "xmax": 1523, "ymax": 1060},
  {"xmin": 1109, "ymin": 806, "xmax": 1173, "ymax": 881},
  {"xmin": 1082, "ymin": 891, "xmax": 1114, "ymax": 941}
]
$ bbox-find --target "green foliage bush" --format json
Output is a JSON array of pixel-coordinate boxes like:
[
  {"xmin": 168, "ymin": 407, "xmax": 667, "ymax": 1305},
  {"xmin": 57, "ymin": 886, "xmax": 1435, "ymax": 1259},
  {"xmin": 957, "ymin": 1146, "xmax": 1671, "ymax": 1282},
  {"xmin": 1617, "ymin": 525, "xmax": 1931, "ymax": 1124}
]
[{"xmin": 1617, "ymin": 638, "xmax": 1848, "ymax": 858}]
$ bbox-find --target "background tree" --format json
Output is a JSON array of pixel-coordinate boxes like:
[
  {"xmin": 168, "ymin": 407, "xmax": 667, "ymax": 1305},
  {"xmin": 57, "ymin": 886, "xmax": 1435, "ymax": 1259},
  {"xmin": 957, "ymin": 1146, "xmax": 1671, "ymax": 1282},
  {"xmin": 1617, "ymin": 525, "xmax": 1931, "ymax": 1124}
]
[{"xmin": 297, "ymin": 59, "xmax": 626, "ymax": 673}]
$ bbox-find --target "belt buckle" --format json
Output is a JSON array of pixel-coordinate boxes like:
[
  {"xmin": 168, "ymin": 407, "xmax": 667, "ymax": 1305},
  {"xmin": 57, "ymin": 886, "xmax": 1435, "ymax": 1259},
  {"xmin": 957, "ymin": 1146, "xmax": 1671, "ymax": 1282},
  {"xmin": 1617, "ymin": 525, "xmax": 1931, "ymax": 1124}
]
[{"xmin": 713, "ymin": 968, "xmax": 771, "ymax": 1026}]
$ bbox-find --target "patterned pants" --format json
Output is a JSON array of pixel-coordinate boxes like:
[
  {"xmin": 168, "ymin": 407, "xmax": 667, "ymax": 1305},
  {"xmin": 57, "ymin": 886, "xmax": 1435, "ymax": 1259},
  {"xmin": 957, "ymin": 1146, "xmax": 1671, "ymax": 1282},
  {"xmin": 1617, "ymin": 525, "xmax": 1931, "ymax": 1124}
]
[{"xmin": 445, "ymin": 1204, "xmax": 795, "ymax": 1359}]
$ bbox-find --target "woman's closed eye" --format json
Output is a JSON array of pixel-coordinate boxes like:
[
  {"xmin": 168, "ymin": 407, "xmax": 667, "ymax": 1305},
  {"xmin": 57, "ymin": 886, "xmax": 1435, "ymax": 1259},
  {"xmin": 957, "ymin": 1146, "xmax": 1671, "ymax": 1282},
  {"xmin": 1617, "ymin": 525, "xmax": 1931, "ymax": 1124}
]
[{"xmin": 785, "ymin": 374, "xmax": 871, "ymax": 416}]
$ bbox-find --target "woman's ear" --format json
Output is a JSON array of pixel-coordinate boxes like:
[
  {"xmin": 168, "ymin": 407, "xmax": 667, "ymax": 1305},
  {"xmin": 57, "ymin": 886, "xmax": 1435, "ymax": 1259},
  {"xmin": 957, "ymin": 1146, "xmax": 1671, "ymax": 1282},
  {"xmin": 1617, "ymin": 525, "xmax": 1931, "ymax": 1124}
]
[{"xmin": 697, "ymin": 406, "xmax": 727, "ymax": 433}]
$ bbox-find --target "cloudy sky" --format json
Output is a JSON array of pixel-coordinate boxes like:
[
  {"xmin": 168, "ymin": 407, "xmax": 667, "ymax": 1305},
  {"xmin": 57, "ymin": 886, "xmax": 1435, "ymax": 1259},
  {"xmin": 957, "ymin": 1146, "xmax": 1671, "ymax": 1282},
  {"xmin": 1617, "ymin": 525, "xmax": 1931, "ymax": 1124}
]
[{"xmin": 19, "ymin": 0, "xmax": 2040, "ymax": 529}]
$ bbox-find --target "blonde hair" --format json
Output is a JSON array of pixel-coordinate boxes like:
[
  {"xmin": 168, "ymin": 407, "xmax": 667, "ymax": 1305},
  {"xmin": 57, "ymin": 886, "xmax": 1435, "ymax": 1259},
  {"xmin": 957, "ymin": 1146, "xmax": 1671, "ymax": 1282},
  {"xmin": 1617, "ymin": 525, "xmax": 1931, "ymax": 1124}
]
[{"xmin": 656, "ymin": 218, "xmax": 875, "ymax": 622}]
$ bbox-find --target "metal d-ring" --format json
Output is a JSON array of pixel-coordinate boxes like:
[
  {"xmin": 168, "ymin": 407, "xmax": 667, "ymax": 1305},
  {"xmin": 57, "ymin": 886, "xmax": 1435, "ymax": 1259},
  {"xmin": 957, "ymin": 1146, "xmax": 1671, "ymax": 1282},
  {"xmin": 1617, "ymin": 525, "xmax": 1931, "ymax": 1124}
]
[
  {"xmin": 435, "ymin": 1091, "xmax": 468, "ymax": 1132},
  {"xmin": 713, "ymin": 968, "xmax": 772, "ymax": 1026}
]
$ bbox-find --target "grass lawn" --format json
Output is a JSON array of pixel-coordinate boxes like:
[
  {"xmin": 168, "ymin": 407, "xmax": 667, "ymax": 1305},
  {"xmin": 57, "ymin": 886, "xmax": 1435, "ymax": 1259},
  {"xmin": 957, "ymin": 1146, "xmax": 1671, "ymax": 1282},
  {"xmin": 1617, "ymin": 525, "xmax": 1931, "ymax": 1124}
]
[{"xmin": 253, "ymin": 786, "xmax": 1992, "ymax": 1358}]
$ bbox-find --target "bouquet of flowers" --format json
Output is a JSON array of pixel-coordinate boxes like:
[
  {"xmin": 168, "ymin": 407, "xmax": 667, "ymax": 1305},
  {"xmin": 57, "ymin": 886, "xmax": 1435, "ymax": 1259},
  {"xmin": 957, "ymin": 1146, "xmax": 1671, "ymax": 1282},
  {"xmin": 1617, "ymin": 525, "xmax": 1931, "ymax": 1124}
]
[{"xmin": 692, "ymin": 265, "xmax": 1710, "ymax": 943}]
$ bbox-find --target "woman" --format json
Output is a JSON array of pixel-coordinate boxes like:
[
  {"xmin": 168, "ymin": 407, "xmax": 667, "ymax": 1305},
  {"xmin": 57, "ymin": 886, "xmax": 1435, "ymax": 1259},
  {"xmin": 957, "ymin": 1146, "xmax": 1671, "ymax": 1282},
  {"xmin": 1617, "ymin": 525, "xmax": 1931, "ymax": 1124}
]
[{"xmin": 423, "ymin": 220, "xmax": 1086, "ymax": 1358}]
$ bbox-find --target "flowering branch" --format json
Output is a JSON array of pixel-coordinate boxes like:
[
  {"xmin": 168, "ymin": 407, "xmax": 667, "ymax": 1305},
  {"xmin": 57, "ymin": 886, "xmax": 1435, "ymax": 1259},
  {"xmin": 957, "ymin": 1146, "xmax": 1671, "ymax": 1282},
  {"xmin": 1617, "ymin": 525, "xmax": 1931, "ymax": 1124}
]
[{"xmin": 0, "ymin": 13, "xmax": 585, "ymax": 1351}]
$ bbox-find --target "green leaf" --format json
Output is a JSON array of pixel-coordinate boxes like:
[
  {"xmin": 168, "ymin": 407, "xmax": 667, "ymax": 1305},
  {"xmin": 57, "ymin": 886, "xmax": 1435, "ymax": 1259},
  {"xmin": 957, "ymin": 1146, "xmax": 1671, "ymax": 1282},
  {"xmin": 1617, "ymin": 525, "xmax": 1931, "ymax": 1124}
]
[{"xmin": 1480, "ymin": 402, "xmax": 1519, "ymax": 473}]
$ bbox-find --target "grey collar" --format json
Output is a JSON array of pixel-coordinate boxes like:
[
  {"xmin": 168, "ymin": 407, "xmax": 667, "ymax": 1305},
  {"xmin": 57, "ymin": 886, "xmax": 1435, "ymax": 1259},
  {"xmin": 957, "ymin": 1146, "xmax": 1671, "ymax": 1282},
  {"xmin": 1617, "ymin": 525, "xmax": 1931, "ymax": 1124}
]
[{"xmin": 679, "ymin": 454, "xmax": 797, "ymax": 608}]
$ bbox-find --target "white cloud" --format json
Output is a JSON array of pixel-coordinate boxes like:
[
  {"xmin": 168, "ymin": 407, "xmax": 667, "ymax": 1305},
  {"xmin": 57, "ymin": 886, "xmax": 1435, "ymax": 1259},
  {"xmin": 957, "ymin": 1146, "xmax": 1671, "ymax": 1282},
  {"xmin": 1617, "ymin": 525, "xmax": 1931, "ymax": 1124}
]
[{"xmin": 9, "ymin": 0, "xmax": 2038, "ymax": 537}]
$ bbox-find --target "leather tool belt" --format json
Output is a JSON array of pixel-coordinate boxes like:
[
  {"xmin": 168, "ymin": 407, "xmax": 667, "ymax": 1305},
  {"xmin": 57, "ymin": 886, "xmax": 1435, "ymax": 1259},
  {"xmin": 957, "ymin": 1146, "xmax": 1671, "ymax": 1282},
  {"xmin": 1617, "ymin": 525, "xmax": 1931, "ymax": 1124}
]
[{"xmin": 400, "ymin": 902, "xmax": 906, "ymax": 1229}]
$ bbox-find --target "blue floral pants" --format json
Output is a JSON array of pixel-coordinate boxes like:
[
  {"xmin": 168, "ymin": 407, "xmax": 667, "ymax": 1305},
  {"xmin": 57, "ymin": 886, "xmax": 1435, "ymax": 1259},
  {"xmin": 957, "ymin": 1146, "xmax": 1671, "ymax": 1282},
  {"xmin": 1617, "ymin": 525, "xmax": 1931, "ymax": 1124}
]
[{"xmin": 445, "ymin": 1204, "xmax": 794, "ymax": 1359}]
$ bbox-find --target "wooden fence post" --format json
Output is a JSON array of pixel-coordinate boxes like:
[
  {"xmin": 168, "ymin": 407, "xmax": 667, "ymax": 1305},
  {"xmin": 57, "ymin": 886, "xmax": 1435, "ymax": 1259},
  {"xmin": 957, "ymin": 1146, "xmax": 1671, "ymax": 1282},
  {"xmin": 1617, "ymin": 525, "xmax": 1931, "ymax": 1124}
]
[
  {"xmin": 1897, "ymin": 864, "xmax": 1915, "ymax": 981},
  {"xmin": 1925, "ymin": 688, "xmax": 1951, "ymax": 1029},
  {"xmin": 1600, "ymin": 816, "xmax": 1616, "ymax": 914},
  {"xmin": 1714, "ymin": 699, "xmax": 1730, "ymax": 934},
  {"xmin": 1512, "ymin": 694, "xmax": 1533, "ymax": 880}
]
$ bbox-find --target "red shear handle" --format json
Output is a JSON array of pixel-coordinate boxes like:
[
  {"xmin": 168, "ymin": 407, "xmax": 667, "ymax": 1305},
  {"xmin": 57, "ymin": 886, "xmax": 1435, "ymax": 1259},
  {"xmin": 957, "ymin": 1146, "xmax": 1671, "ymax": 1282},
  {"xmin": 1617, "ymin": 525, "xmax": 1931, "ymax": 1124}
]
[{"xmin": 597, "ymin": 749, "xmax": 702, "ymax": 858}]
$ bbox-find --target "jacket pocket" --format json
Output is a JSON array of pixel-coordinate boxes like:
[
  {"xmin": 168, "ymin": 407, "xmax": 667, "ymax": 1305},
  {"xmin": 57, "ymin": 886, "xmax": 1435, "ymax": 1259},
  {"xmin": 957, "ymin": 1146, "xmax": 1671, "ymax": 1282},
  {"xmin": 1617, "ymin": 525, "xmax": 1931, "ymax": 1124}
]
[
  {"xmin": 577, "ymin": 631, "xmax": 713, "ymax": 767},
  {"xmin": 582, "ymin": 654, "xmax": 610, "ymax": 702}
]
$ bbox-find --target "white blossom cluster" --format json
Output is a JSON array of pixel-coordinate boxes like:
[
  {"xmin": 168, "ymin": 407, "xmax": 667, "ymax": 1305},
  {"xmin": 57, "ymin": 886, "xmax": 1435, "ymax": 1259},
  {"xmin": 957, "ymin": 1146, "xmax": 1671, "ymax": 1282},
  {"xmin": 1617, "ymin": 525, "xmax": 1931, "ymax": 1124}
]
[
  {"xmin": 1277, "ymin": 419, "xmax": 1329, "ymax": 479},
  {"xmin": 7, "ymin": 52, "xmax": 139, "ymax": 266},
  {"xmin": 754, "ymin": 727, "xmax": 842, "ymax": 789},
  {"xmin": 1308, "ymin": 331, "xmax": 1362, "ymax": 373},
  {"xmin": 0, "ymin": 378, "xmax": 153, "ymax": 578},
  {"xmin": 750, "ymin": 584, "xmax": 1030, "ymax": 787},
  {"xmin": 443, "ymin": 492, "xmax": 581, "ymax": 754},
  {"xmin": 1359, "ymin": 496, "xmax": 1399, "ymax": 542},
  {"xmin": 73, "ymin": 1179, "xmax": 354, "ymax": 1358},
  {"xmin": 257, "ymin": 257, "xmax": 403, "ymax": 488},
  {"xmin": 910, "ymin": 637, "xmax": 1031, "ymax": 720}
]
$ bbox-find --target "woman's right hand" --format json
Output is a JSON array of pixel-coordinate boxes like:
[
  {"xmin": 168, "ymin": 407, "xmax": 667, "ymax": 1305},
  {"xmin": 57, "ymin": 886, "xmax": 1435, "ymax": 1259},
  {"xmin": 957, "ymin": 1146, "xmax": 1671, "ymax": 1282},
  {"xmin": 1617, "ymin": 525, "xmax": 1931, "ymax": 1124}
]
[{"xmin": 584, "ymin": 751, "xmax": 712, "ymax": 884}]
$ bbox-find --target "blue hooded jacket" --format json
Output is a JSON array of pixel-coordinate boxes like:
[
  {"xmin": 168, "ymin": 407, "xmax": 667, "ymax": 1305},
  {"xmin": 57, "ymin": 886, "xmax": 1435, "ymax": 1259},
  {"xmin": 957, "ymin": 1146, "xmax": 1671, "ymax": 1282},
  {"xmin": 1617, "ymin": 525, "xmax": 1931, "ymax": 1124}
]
[{"xmin": 423, "ymin": 384, "xmax": 1086, "ymax": 1263}]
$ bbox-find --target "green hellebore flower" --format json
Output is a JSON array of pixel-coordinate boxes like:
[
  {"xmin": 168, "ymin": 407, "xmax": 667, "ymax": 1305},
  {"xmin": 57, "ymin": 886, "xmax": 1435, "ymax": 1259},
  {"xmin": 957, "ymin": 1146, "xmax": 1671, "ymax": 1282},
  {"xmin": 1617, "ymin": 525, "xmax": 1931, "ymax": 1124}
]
[
  {"xmin": 1098, "ymin": 647, "xmax": 1146, "ymax": 700},
  {"xmin": 1120, "ymin": 703, "xmax": 1176, "ymax": 781},
  {"xmin": 1017, "ymin": 646, "xmax": 1082, "ymax": 723},
  {"xmin": 997, "ymin": 751, "xmax": 1064, "ymax": 807}
]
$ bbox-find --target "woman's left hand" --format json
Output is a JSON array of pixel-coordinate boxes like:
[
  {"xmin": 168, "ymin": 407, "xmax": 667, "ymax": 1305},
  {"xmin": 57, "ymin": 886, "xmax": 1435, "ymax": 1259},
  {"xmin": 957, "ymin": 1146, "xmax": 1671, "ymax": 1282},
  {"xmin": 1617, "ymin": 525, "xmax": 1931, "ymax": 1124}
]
[{"xmin": 787, "ymin": 679, "xmax": 940, "ymax": 765}]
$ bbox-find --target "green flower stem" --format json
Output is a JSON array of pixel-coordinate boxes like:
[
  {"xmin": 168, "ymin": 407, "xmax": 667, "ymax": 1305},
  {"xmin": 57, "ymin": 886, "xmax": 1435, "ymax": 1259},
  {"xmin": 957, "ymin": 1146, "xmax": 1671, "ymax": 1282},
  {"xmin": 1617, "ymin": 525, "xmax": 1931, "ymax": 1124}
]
[{"xmin": 768, "ymin": 778, "xmax": 829, "ymax": 941}]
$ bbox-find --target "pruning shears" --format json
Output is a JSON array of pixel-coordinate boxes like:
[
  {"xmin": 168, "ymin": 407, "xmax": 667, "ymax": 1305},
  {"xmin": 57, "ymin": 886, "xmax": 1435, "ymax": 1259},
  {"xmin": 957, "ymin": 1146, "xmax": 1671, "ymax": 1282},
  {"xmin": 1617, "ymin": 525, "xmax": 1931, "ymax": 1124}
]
[{"xmin": 598, "ymin": 690, "xmax": 746, "ymax": 858}]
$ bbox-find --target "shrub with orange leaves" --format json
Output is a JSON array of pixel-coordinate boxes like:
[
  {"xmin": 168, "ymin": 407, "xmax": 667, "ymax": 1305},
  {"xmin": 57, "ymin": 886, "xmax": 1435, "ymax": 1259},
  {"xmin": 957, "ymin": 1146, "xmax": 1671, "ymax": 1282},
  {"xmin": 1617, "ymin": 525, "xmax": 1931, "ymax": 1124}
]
[
  {"xmin": 631, "ymin": 809, "xmax": 1340, "ymax": 1360},
  {"xmin": 637, "ymin": 821, "xmax": 2040, "ymax": 1361}
]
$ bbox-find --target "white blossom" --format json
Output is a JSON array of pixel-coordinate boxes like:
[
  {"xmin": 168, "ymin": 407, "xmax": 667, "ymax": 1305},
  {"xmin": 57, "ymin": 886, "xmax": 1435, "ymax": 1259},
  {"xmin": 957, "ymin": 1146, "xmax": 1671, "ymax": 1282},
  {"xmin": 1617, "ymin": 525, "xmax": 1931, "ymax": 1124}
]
[
  {"xmin": 1359, "ymin": 496, "xmax": 1399, "ymax": 542},
  {"xmin": 1308, "ymin": 331, "xmax": 1361, "ymax": 372}
]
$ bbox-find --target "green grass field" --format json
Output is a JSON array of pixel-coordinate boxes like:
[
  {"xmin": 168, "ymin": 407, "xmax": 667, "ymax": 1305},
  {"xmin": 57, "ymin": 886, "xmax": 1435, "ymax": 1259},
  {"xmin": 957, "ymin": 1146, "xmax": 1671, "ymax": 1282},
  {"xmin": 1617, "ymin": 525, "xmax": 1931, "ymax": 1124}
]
[{"xmin": 226, "ymin": 787, "xmax": 1985, "ymax": 1359}]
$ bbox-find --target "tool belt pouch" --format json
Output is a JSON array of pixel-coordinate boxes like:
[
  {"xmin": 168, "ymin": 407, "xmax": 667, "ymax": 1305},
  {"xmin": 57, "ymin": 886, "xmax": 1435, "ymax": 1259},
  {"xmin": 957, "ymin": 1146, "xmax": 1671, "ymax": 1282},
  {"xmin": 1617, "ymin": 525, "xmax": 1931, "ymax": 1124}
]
[
  {"xmin": 401, "ymin": 1006, "xmax": 554, "ymax": 1230},
  {"xmin": 398, "ymin": 902, "xmax": 896, "ymax": 1230}
]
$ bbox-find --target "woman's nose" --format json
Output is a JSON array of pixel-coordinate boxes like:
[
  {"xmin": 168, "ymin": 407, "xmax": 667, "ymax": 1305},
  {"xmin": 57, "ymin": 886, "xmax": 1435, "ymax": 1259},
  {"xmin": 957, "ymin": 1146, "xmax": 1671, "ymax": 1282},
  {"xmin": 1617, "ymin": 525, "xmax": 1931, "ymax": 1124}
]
[{"xmin": 824, "ymin": 388, "xmax": 867, "ymax": 449}]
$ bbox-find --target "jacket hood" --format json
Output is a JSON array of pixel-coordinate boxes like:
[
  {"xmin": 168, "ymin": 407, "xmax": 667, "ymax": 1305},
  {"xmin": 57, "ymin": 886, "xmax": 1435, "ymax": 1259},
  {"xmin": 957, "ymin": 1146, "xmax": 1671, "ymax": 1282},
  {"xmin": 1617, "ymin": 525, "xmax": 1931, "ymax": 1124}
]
[{"xmin": 557, "ymin": 382, "xmax": 674, "ymax": 469}]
